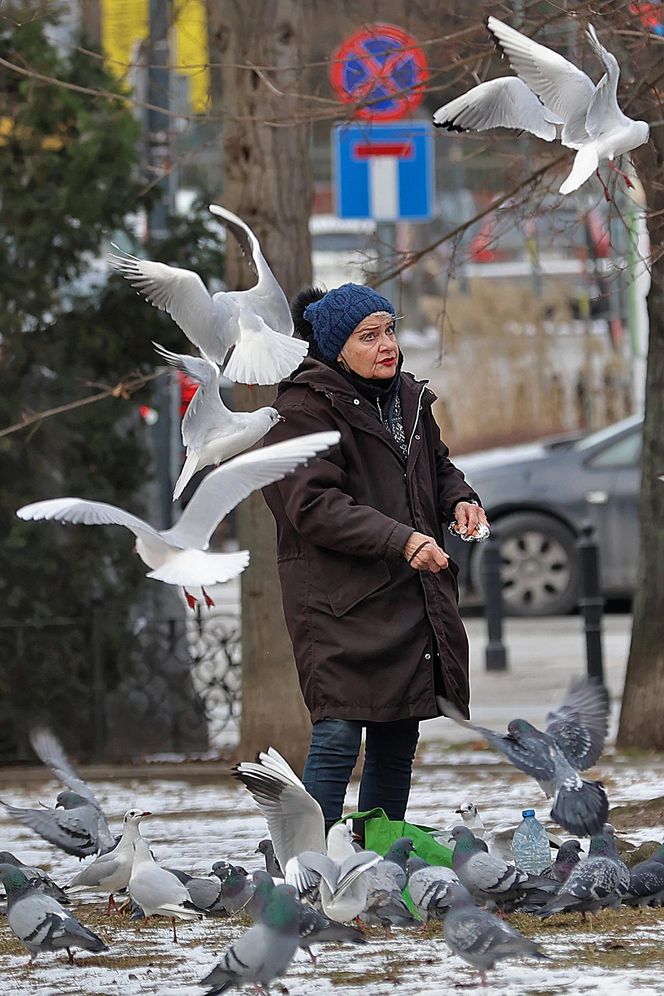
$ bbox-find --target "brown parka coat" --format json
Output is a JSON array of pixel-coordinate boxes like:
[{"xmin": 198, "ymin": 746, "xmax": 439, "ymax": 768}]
[{"xmin": 262, "ymin": 356, "xmax": 481, "ymax": 724}]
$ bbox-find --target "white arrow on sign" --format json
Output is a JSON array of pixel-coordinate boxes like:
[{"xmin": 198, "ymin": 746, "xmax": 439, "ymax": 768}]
[{"xmin": 354, "ymin": 140, "xmax": 414, "ymax": 221}]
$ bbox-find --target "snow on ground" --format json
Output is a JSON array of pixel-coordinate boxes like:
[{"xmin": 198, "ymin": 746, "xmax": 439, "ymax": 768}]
[{"xmin": 1, "ymin": 753, "xmax": 663, "ymax": 994}]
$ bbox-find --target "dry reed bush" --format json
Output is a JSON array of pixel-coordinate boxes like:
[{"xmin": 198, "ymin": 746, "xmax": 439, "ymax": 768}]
[{"xmin": 413, "ymin": 280, "xmax": 631, "ymax": 453}]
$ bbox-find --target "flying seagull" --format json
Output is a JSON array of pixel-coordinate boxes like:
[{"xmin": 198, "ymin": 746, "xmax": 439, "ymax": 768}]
[
  {"xmin": 17, "ymin": 432, "xmax": 339, "ymax": 609},
  {"xmin": 152, "ymin": 342, "xmax": 284, "ymax": 501},
  {"xmin": 110, "ymin": 203, "xmax": 308, "ymax": 385}
]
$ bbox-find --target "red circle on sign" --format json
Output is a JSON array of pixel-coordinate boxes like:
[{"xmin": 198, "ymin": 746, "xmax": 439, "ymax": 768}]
[{"xmin": 330, "ymin": 23, "xmax": 429, "ymax": 122}]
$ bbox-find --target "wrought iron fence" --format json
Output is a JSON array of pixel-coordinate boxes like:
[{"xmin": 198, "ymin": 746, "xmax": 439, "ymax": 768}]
[{"xmin": 0, "ymin": 602, "xmax": 242, "ymax": 763}]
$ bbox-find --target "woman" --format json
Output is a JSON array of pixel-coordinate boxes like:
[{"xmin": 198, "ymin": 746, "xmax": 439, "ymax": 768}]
[{"xmin": 262, "ymin": 283, "xmax": 488, "ymax": 831}]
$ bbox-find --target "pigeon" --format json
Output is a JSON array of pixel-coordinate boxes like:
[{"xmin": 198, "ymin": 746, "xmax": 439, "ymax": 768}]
[
  {"xmin": 17, "ymin": 431, "xmax": 339, "ymax": 610},
  {"xmin": 3, "ymin": 726, "xmax": 117, "ymax": 857},
  {"xmin": 66, "ymin": 809, "xmax": 151, "ymax": 913},
  {"xmin": 110, "ymin": 203, "xmax": 308, "ymax": 386},
  {"xmin": 152, "ymin": 343, "xmax": 284, "ymax": 500},
  {"xmin": 443, "ymin": 883, "xmax": 548, "ymax": 985},
  {"xmin": 360, "ymin": 859, "xmax": 420, "ymax": 929},
  {"xmin": 167, "ymin": 868, "xmax": 228, "ymax": 915},
  {"xmin": 256, "ymin": 839, "xmax": 283, "ymax": 878},
  {"xmin": 486, "ymin": 17, "xmax": 650, "ymax": 195},
  {"xmin": 595, "ymin": 824, "xmax": 629, "ymax": 906},
  {"xmin": 549, "ymin": 839, "xmax": 583, "ymax": 884},
  {"xmin": 433, "ymin": 75, "xmax": 562, "ymax": 141},
  {"xmin": 407, "ymin": 858, "xmax": 460, "ymax": 923},
  {"xmin": 438, "ymin": 676, "xmax": 610, "ymax": 837},
  {"xmin": 128, "ymin": 837, "xmax": 202, "ymax": 941},
  {"xmin": 199, "ymin": 880, "xmax": 301, "ymax": 996},
  {"xmin": 212, "ymin": 861, "xmax": 255, "ymax": 915},
  {"xmin": 380, "ymin": 837, "xmax": 415, "ymax": 891},
  {"xmin": 450, "ymin": 826, "xmax": 531, "ymax": 909},
  {"xmin": 1, "ymin": 790, "xmax": 110, "ymax": 860},
  {"xmin": 536, "ymin": 830, "xmax": 625, "ymax": 918},
  {"xmin": 251, "ymin": 872, "xmax": 365, "ymax": 965},
  {"xmin": 451, "ymin": 802, "xmax": 561, "ymax": 862},
  {"xmin": 623, "ymin": 843, "xmax": 664, "ymax": 907},
  {"xmin": 0, "ymin": 864, "xmax": 108, "ymax": 965},
  {"xmin": 0, "ymin": 851, "xmax": 69, "ymax": 904}
]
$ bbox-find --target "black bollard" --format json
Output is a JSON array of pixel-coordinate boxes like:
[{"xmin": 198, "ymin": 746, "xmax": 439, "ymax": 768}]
[
  {"xmin": 577, "ymin": 521, "xmax": 605, "ymax": 684},
  {"xmin": 481, "ymin": 534, "xmax": 508, "ymax": 671}
]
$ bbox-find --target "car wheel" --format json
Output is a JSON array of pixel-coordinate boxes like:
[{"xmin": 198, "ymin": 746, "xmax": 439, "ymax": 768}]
[{"xmin": 471, "ymin": 512, "xmax": 579, "ymax": 617}]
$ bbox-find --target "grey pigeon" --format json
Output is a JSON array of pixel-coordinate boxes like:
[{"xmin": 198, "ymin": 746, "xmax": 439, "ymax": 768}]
[
  {"xmin": 407, "ymin": 859, "xmax": 460, "ymax": 922},
  {"xmin": 0, "ymin": 864, "xmax": 108, "ymax": 964},
  {"xmin": 212, "ymin": 861, "xmax": 255, "ymax": 915},
  {"xmin": 67, "ymin": 809, "xmax": 150, "ymax": 913},
  {"xmin": 536, "ymin": 831, "xmax": 624, "ymax": 918},
  {"xmin": 550, "ymin": 839, "xmax": 583, "ymax": 884},
  {"xmin": 451, "ymin": 826, "xmax": 530, "ymax": 909},
  {"xmin": 596, "ymin": 824, "xmax": 629, "ymax": 906},
  {"xmin": 1, "ymin": 790, "xmax": 109, "ymax": 859},
  {"xmin": 256, "ymin": 839, "xmax": 283, "ymax": 878},
  {"xmin": 623, "ymin": 843, "xmax": 664, "ymax": 907},
  {"xmin": 199, "ymin": 880, "xmax": 301, "ymax": 995},
  {"xmin": 381, "ymin": 837, "xmax": 415, "ymax": 890},
  {"xmin": 168, "ymin": 868, "xmax": 227, "ymax": 915},
  {"xmin": 0, "ymin": 851, "xmax": 69, "ymax": 904},
  {"xmin": 361, "ymin": 845, "xmax": 420, "ymax": 929},
  {"xmin": 443, "ymin": 884, "xmax": 548, "ymax": 984},
  {"xmin": 439, "ymin": 676, "xmax": 610, "ymax": 836}
]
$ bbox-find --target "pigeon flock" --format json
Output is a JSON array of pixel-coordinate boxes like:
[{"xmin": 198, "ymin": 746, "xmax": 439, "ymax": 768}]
[{"xmin": 1, "ymin": 676, "xmax": 663, "ymax": 991}]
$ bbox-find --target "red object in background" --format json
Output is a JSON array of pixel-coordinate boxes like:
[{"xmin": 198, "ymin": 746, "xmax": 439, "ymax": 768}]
[
  {"xmin": 630, "ymin": 2, "xmax": 664, "ymax": 31},
  {"xmin": 178, "ymin": 371, "xmax": 198, "ymax": 417},
  {"xmin": 330, "ymin": 24, "xmax": 428, "ymax": 122}
]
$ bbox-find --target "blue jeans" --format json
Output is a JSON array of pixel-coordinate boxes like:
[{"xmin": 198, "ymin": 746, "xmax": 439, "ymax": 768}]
[{"xmin": 302, "ymin": 718, "xmax": 420, "ymax": 829}]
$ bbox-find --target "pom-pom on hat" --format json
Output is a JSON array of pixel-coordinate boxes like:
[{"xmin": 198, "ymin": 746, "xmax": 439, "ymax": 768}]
[{"xmin": 303, "ymin": 283, "xmax": 395, "ymax": 362}]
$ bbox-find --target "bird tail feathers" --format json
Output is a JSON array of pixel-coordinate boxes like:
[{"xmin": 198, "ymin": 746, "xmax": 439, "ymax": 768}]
[
  {"xmin": 147, "ymin": 549, "xmax": 250, "ymax": 586},
  {"xmin": 551, "ymin": 779, "xmax": 608, "ymax": 837},
  {"xmin": 172, "ymin": 451, "xmax": 201, "ymax": 501},
  {"xmin": 559, "ymin": 144, "xmax": 600, "ymax": 194},
  {"xmin": 223, "ymin": 323, "xmax": 308, "ymax": 385}
]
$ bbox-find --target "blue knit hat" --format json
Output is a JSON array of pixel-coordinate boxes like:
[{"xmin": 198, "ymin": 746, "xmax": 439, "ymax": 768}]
[{"xmin": 303, "ymin": 283, "xmax": 395, "ymax": 362}]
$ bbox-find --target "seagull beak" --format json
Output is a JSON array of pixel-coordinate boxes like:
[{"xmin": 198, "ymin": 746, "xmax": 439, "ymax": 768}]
[
  {"xmin": 277, "ymin": 415, "xmax": 286, "ymax": 422},
  {"xmin": 140, "ymin": 811, "xmax": 152, "ymax": 818},
  {"xmin": 454, "ymin": 809, "xmax": 463, "ymax": 815}
]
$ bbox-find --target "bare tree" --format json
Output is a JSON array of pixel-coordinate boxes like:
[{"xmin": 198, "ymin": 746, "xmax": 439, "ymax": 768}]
[{"xmin": 209, "ymin": 0, "xmax": 314, "ymax": 767}]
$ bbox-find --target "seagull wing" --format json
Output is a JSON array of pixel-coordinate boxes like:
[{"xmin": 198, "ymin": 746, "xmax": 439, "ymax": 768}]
[
  {"xmin": 583, "ymin": 24, "xmax": 628, "ymax": 138},
  {"xmin": 208, "ymin": 204, "xmax": 293, "ymax": 335},
  {"xmin": 162, "ymin": 431, "xmax": 340, "ymax": 550},
  {"xmin": 152, "ymin": 342, "xmax": 232, "ymax": 449},
  {"xmin": 545, "ymin": 676, "xmax": 609, "ymax": 771},
  {"xmin": 433, "ymin": 77, "xmax": 560, "ymax": 141},
  {"xmin": 110, "ymin": 250, "xmax": 233, "ymax": 358},
  {"xmin": 234, "ymin": 748, "xmax": 327, "ymax": 873},
  {"xmin": 487, "ymin": 16, "xmax": 596, "ymax": 148},
  {"xmin": 17, "ymin": 498, "xmax": 161, "ymax": 544}
]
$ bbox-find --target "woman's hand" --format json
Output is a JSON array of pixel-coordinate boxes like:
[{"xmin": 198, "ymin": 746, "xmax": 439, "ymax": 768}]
[
  {"xmin": 454, "ymin": 501, "xmax": 490, "ymax": 538},
  {"xmin": 403, "ymin": 531, "xmax": 449, "ymax": 573}
]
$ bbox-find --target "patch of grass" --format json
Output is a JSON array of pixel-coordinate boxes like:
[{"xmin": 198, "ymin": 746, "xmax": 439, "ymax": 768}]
[{"xmin": 610, "ymin": 797, "xmax": 664, "ymax": 831}]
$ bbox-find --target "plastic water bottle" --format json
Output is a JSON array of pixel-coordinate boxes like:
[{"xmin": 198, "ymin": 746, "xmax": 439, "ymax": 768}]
[{"xmin": 511, "ymin": 809, "xmax": 551, "ymax": 874}]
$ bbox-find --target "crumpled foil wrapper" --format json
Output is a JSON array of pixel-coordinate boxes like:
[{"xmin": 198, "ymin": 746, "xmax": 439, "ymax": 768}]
[{"xmin": 448, "ymin": 520, "xmax": 491, "ymax": 543}]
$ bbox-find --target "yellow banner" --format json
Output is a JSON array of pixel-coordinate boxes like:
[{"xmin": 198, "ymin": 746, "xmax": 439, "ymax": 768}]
[{"xmin": 100, "ymin": 0, "xmax": 209, "ymax": 112}]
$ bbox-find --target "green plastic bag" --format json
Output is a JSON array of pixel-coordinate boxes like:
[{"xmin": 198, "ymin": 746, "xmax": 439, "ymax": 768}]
[{"xmin": 345, "ymin": 807, "xmax": 452, "ymax": 868}]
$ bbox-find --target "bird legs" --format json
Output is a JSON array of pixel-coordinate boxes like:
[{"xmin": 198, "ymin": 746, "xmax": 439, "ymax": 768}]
[
  {"xmin": 106, "ymin": 893, "xmax": 122, "ymax": 915},
  {"xmin": 596, "ymin": 159, "xmax": 636, "ymax": 202},
  {"xmin": 171, "ymin": 916, "xmax": 179, "ymax": 943},
  {"xmin": 183, "ymin": 588, "xmax": 215, "ymax": 610}
]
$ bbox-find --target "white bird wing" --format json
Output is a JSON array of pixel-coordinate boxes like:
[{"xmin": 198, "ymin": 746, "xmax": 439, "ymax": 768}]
[
  {"xmin": 584, "ymin": 24, "xmax": 628, "ymax": 138},
  {"xmin": 17, "ymin": 498, "xmax": 162, "ymax": 544},
  {"xmin": 234, "ymin": 747, "xmax": 327, "ymax": 872},
  {"xmin": 28, "ymin": 729, "xmax": 115, "ymax": 851},
  {"xmin": 208, "ymin": 204, "xmax": 294, "ymax": 335},
  {"xmin": 487, "ymin": 16, "xmax": 596, "ymax": 148},
  {"xmin": 433, "ymin": 77, "xmax": 560, "ymax": 141},
  {"xmin": 221, "ymin": 315, "xmax": 308, "ymax": 386},
  {"xmin": 162, "ymin": 431, "xmax": 340, "ymax": 550},
  {"xmin": 110, "ymin": 250, "xmax": 234, "ymax": 358},
  {"xmin": 152, "ymin": 342, "xmax": 232, "ymax": 450}
]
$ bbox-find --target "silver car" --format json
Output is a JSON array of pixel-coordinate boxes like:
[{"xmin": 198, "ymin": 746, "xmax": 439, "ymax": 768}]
[{"xmin": 449, "ymin": 414, "xmax": 642, "ymax": 616}]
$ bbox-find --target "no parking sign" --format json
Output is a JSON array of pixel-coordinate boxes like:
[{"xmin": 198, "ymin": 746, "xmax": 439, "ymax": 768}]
[{"xmin": 330, "ymin": 23, "xmax": 429, "ymax": 121}]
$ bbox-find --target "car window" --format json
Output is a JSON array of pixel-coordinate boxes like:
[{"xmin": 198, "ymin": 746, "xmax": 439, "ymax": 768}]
[{"xmin": 585, "ymin": 430, "xmax": 641, "ymax": 468}]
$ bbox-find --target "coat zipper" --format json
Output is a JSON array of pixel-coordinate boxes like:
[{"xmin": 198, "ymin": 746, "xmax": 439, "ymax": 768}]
[{"xmin": 407, "ymin": 384, "xmax": 427, "ymax": 456}]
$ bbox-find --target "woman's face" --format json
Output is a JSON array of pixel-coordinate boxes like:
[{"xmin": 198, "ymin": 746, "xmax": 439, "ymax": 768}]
[{"xmin": 338, "ymin": 311, "xmax": 398, "ymax": 379}]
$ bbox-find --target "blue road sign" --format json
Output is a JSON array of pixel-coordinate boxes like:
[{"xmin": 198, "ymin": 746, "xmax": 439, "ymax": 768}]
[{"xmin": 333, "ymin": 121, "xmax": 434, "ymax": 222}]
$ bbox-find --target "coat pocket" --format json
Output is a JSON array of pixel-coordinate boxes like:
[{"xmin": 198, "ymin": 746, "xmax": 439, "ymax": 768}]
[{"xmin": 327, "ymin": 560, "xmax": 391, "ymax": 617}]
